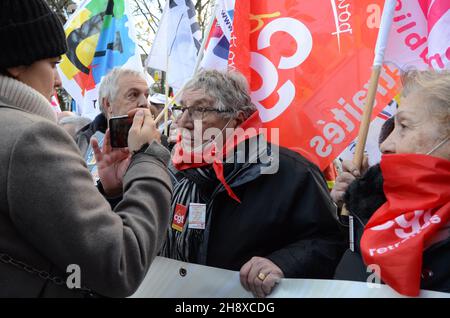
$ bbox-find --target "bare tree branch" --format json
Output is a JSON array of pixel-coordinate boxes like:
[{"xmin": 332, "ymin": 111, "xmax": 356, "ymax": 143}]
[
  {"xmin": 45, "ymin": 0, "xmax": 74, "ymax": 23},
  {"xmin": 156, "ymin": 0, "xmax": 164, "ymax": 14}
]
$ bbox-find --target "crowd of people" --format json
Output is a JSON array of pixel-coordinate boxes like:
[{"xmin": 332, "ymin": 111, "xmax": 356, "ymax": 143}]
[{"xmin": 0, "ymin": 0, "xmax": 448, "ymax": 298}]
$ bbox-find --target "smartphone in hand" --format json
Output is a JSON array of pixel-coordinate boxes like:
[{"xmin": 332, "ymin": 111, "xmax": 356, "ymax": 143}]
[{"xmin": 109, "ymin": 115, "xmax": 133, "ymax": 148}]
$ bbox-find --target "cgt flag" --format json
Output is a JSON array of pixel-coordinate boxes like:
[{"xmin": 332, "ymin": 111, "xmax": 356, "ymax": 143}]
[
  {"xmin": 58, "ymin": 0, "xmax": 143, "ymax": 118},
  {"xmin": 361, "ymin": 154, "xmax": 450, "ymax": 296},
  {"xmin": 229, "ymin": 0, "xmax": 402, "ymax": 170}
]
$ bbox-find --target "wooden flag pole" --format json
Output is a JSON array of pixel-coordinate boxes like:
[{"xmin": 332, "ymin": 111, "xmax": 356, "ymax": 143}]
[
  {"xmin": 352, "ymin": 65, "xmax": 382, "ymax": 169},
  {"xmin": 340, "ymin": 66, "xmax": 382, "ymax": 217},
  {"xmin": 340, "ymin": 0, "xmax": 396, "ymax": 217},
  {"xmin": 163, "ymin": 30, "xmax": 171, "ymax": 136},
  {"xmin": 163, "ymin": 59, "xmax": 170, "ymax": 136}
]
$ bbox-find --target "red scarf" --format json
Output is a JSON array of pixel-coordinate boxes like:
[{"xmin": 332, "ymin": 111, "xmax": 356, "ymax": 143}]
[
  {"xmin": 360, "ymin": 154, "xmax": 450, "ymax": 296},
  {"xmin": 172, "ymin": 112, "xmax": 263, "ymax": 203}
]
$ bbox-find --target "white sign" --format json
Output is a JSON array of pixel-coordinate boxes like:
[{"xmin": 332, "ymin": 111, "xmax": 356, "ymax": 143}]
[{"xmin": 131, "ymin": 257, "xmax": 449, "ymax": 298}]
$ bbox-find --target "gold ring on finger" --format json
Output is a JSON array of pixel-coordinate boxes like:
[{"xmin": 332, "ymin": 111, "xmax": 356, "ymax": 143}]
[{"xmin": 257, "ymin": 272, "xmax": 267, "ymax": 281}]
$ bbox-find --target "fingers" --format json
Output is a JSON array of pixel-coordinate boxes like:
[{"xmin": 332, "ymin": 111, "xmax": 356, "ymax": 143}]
[
  {"xmin": 127, "ymin": 109, "xmax": 158, "ymax": 153},
  {"xmin": 362, "ymin": 155, "xmax": 369, "ymax": 174},
  {"xmin": 335, "ymin": 172, "xmax": 356, "ymax": 188},
  {"xmin": 239, "ymin": 261, "xmax": 252, "ymax": 291},
  {"xmin": 103, "ymin": 129, "xmax": 112, "ymax": 154},
  {"xmin": 331, "ymin": 171, "xmax": 357, "ymax": 204},
  {"xmin": 131, "ymin": 109, "xmax": 145, "ymax": 133},
  {"xmin": 341, "ymin": 160, "xmax": 360, "ymax": 177},
  {"xmin": 127, "ymin": 110, "xmax": 145, "ymax": 153},
  {"xmin": 240, "ymin": 257, "xmax": 284, "ymax": 298},
  {"xmin": 252, "ymin": 274, "xmax": 266, "ymax": 298},
  {"xmin": 261, "ymin": 273, "xmax": 281, "ymax": 295},
  {"xmin": 244, "ymin": 260, "xmax": 265, "ymax": 298},
  {"xmin": 142, "ymin": 108, "xmax": 156, "ymax": 133},
  {"xmin": 91, "ymin": 137, "xmax": 103, "ymax": 163}
]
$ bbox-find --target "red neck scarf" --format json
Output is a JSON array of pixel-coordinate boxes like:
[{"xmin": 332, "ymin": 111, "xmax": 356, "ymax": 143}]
[
  {"xmin": 360, "ymin": 154, "xmax": 450, "ymax": 296},
  {"xmin": 172, "ymin": 112, "xmax": 263, "ymax": 203}
]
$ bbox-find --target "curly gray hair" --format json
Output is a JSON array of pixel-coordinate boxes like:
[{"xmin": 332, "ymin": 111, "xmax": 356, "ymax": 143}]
[
  {"xmin": 401, "ymin": 70, "xmax": 450, "ymax": 135},
  {"xmin": 182, "ymin": 69, "xmax": 257, "ymax": 120}
]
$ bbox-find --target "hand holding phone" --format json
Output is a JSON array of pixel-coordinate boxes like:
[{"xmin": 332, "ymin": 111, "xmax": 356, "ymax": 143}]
[{"xmin": 127, "ymin": 109, "xmax": 160, "ymax": 153}]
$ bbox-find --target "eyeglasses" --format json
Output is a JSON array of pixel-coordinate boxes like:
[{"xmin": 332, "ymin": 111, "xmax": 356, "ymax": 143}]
[{"xmin": 172, "ymin": 105, "xmax": 234, "ymax": 121}]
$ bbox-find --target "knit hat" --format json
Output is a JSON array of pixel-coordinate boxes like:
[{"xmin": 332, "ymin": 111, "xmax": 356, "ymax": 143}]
[{"xmin": 0, "ymin": 0, "xmax": 67, "ymax": 69}]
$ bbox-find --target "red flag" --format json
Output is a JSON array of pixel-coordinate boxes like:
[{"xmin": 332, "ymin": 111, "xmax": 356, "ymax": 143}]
[
  {"xmin": 361, "ymin": 154, "xmax": 450, "ymax": 296},
  {"xmin": 229, "ymin": 0, "xmax": 401, "ymax": 169}
]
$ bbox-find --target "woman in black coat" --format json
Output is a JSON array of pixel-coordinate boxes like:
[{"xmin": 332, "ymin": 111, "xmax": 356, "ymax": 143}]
[{"xmin": 332, "ymin": 70, "xmax": 450, "ymax": 296}]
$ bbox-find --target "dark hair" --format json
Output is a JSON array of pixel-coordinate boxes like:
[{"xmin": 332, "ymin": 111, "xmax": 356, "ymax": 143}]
[
  {"xmin": 0, "ymin": 69, "xmax": 12, "ymax": 77},
  {"xmin": 378, "ymin": 116, "xmax": 395, "ymax": 146}
]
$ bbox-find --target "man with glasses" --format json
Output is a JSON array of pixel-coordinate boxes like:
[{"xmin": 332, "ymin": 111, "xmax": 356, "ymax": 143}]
[{"xmin": 160, "ymin": 70, "xmax": 346, "ymax": 298}]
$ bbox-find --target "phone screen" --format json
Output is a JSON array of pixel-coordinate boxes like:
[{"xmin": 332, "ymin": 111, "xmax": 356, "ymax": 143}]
[{"xmin": 109, "ymin": 115, "xmax": 133, "ymax": 148}]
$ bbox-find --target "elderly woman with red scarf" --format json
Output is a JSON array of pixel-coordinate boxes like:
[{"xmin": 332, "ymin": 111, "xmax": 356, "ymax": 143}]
[
  {"xmin": 160, "ymin": 69, "xmax": 346, "ymax": 298},
  {"xmin": 333, "ymin": 70, "xmax": 450, "ymax": 296}
]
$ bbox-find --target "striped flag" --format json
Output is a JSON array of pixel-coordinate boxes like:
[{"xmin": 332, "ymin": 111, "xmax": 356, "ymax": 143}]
[
  {"xmin": 147, "ymin": 0, "xmax": 202, "ymax": 92},
  {"xmin": 58, "ymin": 0, "xmax": 144, "ymax": 119},
  {"xmin": 200, "ymin": 0, "xmax": 235, "ymax": 70}
]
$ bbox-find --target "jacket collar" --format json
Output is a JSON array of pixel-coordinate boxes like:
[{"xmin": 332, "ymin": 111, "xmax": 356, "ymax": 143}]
[{"xmin": 0, "ymin": 75, "xmax": 56, "ymax": 123}]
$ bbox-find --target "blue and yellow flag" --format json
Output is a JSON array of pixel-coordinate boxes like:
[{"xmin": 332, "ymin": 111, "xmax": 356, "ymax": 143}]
[{"xmin": 58, "ymin": 0, "xmax": 143, "ymax": 118}]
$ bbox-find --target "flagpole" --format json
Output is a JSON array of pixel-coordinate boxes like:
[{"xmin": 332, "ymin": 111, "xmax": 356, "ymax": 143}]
[
  {"xmin": 164, "ymin": 81, "xmax": 170, "ymax": 136},
  {"xmin": 155, "ymin": 0, "xmax": 218, "ymax": 124},
  {"xmin": 352, "ymin": 0, "xmax": 396, "ymax": 169},
  {"xmin": 164, "ymin": 45, "xmax": 170, "ymax": 136},
  {"xmin": 193, "ymin": 0, "xmax": 217, "ymax": 74},
  {"xmin": 341, "ymin": 0, "xmax": 396, "ymax": 216}
]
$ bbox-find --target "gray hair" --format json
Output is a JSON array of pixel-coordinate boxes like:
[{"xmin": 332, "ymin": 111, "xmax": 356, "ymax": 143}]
[
  {"xmin": 98, "ymin": 67, "xmax": 146, "ymax": 115},
  {"xmin": 182, "ymin": 69, "xmax": 256, "ymax": 120},
  {"xmin": 402, "ymin": 70, "xmax": 450, "ymax": 134}
]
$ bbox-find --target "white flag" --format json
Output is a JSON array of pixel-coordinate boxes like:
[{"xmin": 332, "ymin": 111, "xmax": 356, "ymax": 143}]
[{"xmin": 147, "ymin": 0, "xmax": 202, "ymax": 92}]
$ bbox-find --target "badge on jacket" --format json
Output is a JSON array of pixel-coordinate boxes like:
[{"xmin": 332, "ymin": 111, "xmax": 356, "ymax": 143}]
[
  {"xmin": 172, "ymin": 204, "xmax": 188, "ymax": 232},
  {"xmin": 188, "ymin": 203, "xmax": 206, "ymax": 230}
]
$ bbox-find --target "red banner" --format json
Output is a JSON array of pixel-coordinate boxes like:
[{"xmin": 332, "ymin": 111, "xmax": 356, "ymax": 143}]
[{"xmin": 230, "ymin": 0, "xmax": 401, "ymax": 169}]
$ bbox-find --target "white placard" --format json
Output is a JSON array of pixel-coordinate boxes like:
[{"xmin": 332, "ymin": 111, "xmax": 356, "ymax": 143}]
[{"xmin": 131, "ymin": 257, "xmax": 449, "ymax": 298}]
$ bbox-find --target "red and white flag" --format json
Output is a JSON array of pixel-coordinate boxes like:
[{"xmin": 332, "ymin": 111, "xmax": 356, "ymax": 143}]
[
  {"xmin": 384, "ymin": 0, "xmax": 450, "ymax": 70},
  {"xmin": 200, "ymin": 0, "xmax": 235, "ymax": 71},
  {"xmin": 361, "ymin": 154, "xmax": 450, "ymax": 296},
  {"xmin": 228, "ymin": 0, "xmax": 401, "ymax": 169}
]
